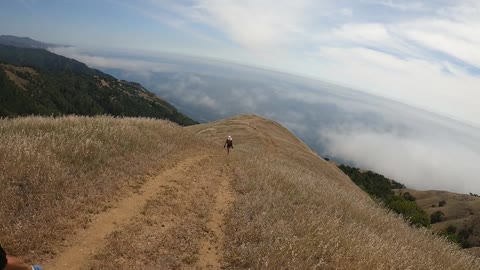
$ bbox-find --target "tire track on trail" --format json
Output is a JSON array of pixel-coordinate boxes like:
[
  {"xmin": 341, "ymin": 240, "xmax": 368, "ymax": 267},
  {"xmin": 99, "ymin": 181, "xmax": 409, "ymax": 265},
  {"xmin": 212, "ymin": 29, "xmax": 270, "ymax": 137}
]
[
  {"xmin": 196, "ymin": 159, "xmax": 235, "ymax": 269},
  {"xmin": 43, "ymin": 154, "xmax": 208, "ymax": 270}
]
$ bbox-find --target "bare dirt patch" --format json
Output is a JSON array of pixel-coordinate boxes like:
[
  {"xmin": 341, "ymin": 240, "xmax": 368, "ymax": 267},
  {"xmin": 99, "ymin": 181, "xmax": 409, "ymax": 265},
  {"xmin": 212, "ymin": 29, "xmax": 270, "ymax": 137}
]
[
  {"xmin": 100, "ymin": 79, "xmax": 110, "ymax": 88},
  {"xmin": 0, "ymin": 63, "xmax": 38, "ymax": 75},
  {"xmin": 197, "ymin": 160, "xmax": 235, "ymax": 269},
  {"xmin": 0, "ymin": 63, "xmax": 37, "ymax": 90}
]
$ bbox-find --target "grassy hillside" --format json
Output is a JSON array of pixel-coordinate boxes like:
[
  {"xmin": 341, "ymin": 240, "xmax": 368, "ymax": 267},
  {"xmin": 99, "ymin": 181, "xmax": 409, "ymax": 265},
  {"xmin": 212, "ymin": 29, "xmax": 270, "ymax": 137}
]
[
  {"xmin": 401, "ymin": 189, "xmax": 480, "ymax": 249},
  {"xmin": 0, "ymin": 45, "xmax": 197, "ymax": 125},
  {"xmin": 0, "ymin": 116, "xmax": 205, "ymax": 262},
  {"xmin": 1, "ymin": 115, "xmax": 479, "ymax": 269},
  {"xmin": 189, "ymin": 115, "xmax": 479, "ymax": 269},
  {"xmin": 337, "ymin": 163, "xmax": 480, "ymax": 249}
]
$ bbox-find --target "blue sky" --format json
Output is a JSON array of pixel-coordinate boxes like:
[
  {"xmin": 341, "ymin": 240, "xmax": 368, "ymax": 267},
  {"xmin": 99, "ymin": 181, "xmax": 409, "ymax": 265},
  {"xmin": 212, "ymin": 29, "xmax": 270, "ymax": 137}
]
[{"xmin": 1, "ymin": 0, "xmax": 480, "ymax": 127}]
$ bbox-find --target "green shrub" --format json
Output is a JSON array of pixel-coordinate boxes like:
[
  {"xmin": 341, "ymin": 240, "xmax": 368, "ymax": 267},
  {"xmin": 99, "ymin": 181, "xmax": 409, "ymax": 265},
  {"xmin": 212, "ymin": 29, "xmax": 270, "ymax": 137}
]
[
  {"xmin": 387, "ymin": 195, "xmax": 430, "ymax": 227},
  {"xmin": 458, "ymin": 229, "xmax": 471, "ymax": 240},
  {"xmin": 446, "ymin": 225, "xmax": 456, "ymax": 234},
  {"xmin": 431, "ymin": 211, "xmax": 445, "ymax": 224},
  {"xmin": 402, "ymin": 192, "xmax": 416, "ymax": 202}
]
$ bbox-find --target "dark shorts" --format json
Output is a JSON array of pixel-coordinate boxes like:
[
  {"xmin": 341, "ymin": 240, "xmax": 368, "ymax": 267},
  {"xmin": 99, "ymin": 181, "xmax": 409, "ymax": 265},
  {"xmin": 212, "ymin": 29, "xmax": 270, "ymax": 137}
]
[{"xmin": 0, "ymin": 244, "xmax": 6, "ymax": 270}]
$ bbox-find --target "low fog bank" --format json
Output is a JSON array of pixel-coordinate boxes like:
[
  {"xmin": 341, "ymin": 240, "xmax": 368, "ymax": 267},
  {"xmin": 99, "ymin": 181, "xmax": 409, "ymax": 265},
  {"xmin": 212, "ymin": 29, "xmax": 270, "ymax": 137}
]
[
  {"xmin": 52, "ymin": 47, "xmax": 480, "ymax": 194},
  {"xmin": 321, "ymin": 129, "xmax": 480, "ymax": 193}
]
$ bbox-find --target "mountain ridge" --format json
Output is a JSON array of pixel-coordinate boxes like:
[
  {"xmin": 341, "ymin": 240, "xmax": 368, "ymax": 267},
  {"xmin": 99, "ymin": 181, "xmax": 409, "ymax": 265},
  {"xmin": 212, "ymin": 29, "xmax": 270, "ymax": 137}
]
[
  {"xmin": 0, "ymin": 41, "xmax": 197, "ymax": 125},
  {"xmin": 0, "ymin": 35, "xmax": 61, "ymax": 49}
]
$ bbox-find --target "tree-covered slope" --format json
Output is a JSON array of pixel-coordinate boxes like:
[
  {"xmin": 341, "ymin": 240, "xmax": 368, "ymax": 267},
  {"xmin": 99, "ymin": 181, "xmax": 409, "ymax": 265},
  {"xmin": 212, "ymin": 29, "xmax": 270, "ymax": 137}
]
[
  {"xmin": 338, "ymin": 164, "xmax": 430, "ymax": 227},
  {"xmin": 0, "ymin": 44, "xmax": 197, "ymax": 125}
]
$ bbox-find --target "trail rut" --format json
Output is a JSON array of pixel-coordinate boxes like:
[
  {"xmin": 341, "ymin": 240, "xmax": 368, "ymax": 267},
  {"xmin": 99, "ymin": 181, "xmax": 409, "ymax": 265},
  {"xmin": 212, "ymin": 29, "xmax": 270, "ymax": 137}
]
[
  {"xmin": 44, "ymin": 154, "xmax": 210, "ymax": 270},
  {"xmin": 197, "ymin": 161, "xmax": 235, "ymax": 269}
]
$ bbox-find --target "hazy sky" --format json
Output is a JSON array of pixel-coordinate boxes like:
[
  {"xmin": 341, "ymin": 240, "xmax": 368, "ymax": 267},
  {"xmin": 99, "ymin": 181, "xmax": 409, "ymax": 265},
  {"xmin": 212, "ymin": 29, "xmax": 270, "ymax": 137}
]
[{"xmin": 1, "ymin": 0, "xmax": 479, "ymax": 127}]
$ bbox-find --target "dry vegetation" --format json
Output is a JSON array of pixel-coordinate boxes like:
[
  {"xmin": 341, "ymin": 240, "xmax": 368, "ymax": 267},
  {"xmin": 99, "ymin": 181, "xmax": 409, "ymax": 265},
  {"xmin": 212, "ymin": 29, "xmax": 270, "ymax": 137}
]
[
  {"xmin": 87, "ymin": 155, "xmax": 232, "ymax": 269},
  {"xmin": 0, "ymin": 116, "xmax": 201, "ymax": 263},
  {"xmin": 192, "ymin": 115, "xmax": 480, "ymax": 269},
  {"xmin": 401, "ymin": 189, "xmax": 480, "ymax": 248},
  {"xmin": 1, "ymin": 114, "xmax": 479, "ymax": 269}
]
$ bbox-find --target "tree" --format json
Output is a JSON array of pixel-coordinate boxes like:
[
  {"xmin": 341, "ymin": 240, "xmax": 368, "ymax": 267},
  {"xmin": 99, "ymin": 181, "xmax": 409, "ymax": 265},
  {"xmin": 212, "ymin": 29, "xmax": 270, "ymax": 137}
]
[{"xmin": 402, "ymin": 192, "xmax": 416, "ymax": 202}]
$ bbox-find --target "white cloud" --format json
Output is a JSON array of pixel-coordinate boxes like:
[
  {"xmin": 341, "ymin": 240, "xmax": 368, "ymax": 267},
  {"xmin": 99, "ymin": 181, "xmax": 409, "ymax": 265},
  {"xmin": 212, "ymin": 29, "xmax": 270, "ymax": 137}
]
[
  {"xmin": 320, "ymin": 128, "xmax": 480, "ymax": 194},
  {"xmin": 196, "ymin": 95, "xmax": 217, "ymax": 109},
  {"xmin": 332, "ymin": 23, "xmax": 390, "ymax": 44},
  {"xmin": 370, "ymin": 0, "xmax": 426, "ymax": 11},
  {"xmin": 400, "ymin": 20, "xmax": 480, "ymax": 68},
  {"xmin": 49, "ymin": 47, "xmax": 179, "ymax": 73},
  {"xmin": 190, "ymin": 0, "xmax": 315, "ymax": 50},
  {"xmin": 313, "ymin": 46, "xmax": 480, "ymax": 126},
  {"xmin": 340, "ymin": 8, "xmax": 353, "ymax": 16}
]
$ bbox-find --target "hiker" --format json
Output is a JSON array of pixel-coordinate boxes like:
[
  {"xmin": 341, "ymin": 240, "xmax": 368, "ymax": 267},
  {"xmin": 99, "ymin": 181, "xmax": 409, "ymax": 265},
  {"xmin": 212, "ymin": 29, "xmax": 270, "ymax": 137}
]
[
  {"xmin": 224, "ymin": 135, "xmax": 233, "ymax": 154},
  {"xmin": 0, "ymin": 244, "xmax": 43, "ymax": 270}
]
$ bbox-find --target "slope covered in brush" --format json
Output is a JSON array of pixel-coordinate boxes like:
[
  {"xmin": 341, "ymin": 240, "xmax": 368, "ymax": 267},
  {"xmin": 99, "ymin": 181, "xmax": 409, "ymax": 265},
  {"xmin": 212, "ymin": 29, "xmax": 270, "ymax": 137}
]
[{"xmin": 0, "ymin": 44, "xmax": 197, "ymax": 125}]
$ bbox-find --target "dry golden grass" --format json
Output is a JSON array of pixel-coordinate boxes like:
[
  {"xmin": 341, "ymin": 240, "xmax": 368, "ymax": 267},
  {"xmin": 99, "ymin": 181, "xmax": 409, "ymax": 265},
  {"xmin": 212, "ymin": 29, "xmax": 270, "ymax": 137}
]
[
  {"xmin": 466, "ymin": 247, "xmax": 480, "ymax": 257},
  {"xmin": 2, "ymin": 114, "xmax": 479, "ymax": 269},
  {"xmin": 0, "ymin": 116, "xmax": 200, "ymax": 263},
  {"xmin": 192, "ymin": 115, "xmax": 480, "ymax": 269},
  {"xmin": 401, "ymin": 189, "xmax": 480, "ymax": 248}
]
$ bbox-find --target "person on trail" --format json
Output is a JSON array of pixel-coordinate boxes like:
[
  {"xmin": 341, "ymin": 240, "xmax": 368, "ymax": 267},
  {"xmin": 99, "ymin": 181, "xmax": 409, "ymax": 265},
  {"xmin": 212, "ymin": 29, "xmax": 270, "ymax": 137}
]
[
  {"xmin": 224, "ymin": 135, "xmax": 233, "ymax": 154},
  {"xmin": 0, "ymin": 244, "xmax": 43, "ymax": 270}
]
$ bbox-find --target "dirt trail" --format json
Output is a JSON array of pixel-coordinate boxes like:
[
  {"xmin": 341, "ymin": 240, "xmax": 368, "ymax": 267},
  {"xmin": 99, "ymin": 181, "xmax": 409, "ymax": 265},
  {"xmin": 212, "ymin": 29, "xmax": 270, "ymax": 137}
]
[
  {"xmin": 44, "ymin": 153, "xmax": 223, "ymax": 270},
  {"xmin": 197, "ymin": 160, "xmax": 235, "ymax": 269}
]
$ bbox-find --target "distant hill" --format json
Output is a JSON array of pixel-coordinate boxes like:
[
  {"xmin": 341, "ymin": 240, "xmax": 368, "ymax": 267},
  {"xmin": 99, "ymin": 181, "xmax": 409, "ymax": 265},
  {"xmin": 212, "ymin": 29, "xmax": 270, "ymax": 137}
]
[
  {"xmin": 0, "ymin": 35, "xmax": 60, "ymax": 49},
  {"xmin": 336, "ymin": 162, "xmax": 480, "ymax": 252},
  {"xmin": 338, "ymin": 164, "xmax": 430, "ymax": 228},
  {"xmin": 0, "ymin": 43, "xmax": 197, "ymax": 125},
  {"xmin": 400, "ymin": 189, "xmax": 480, "ymax": 249}
]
